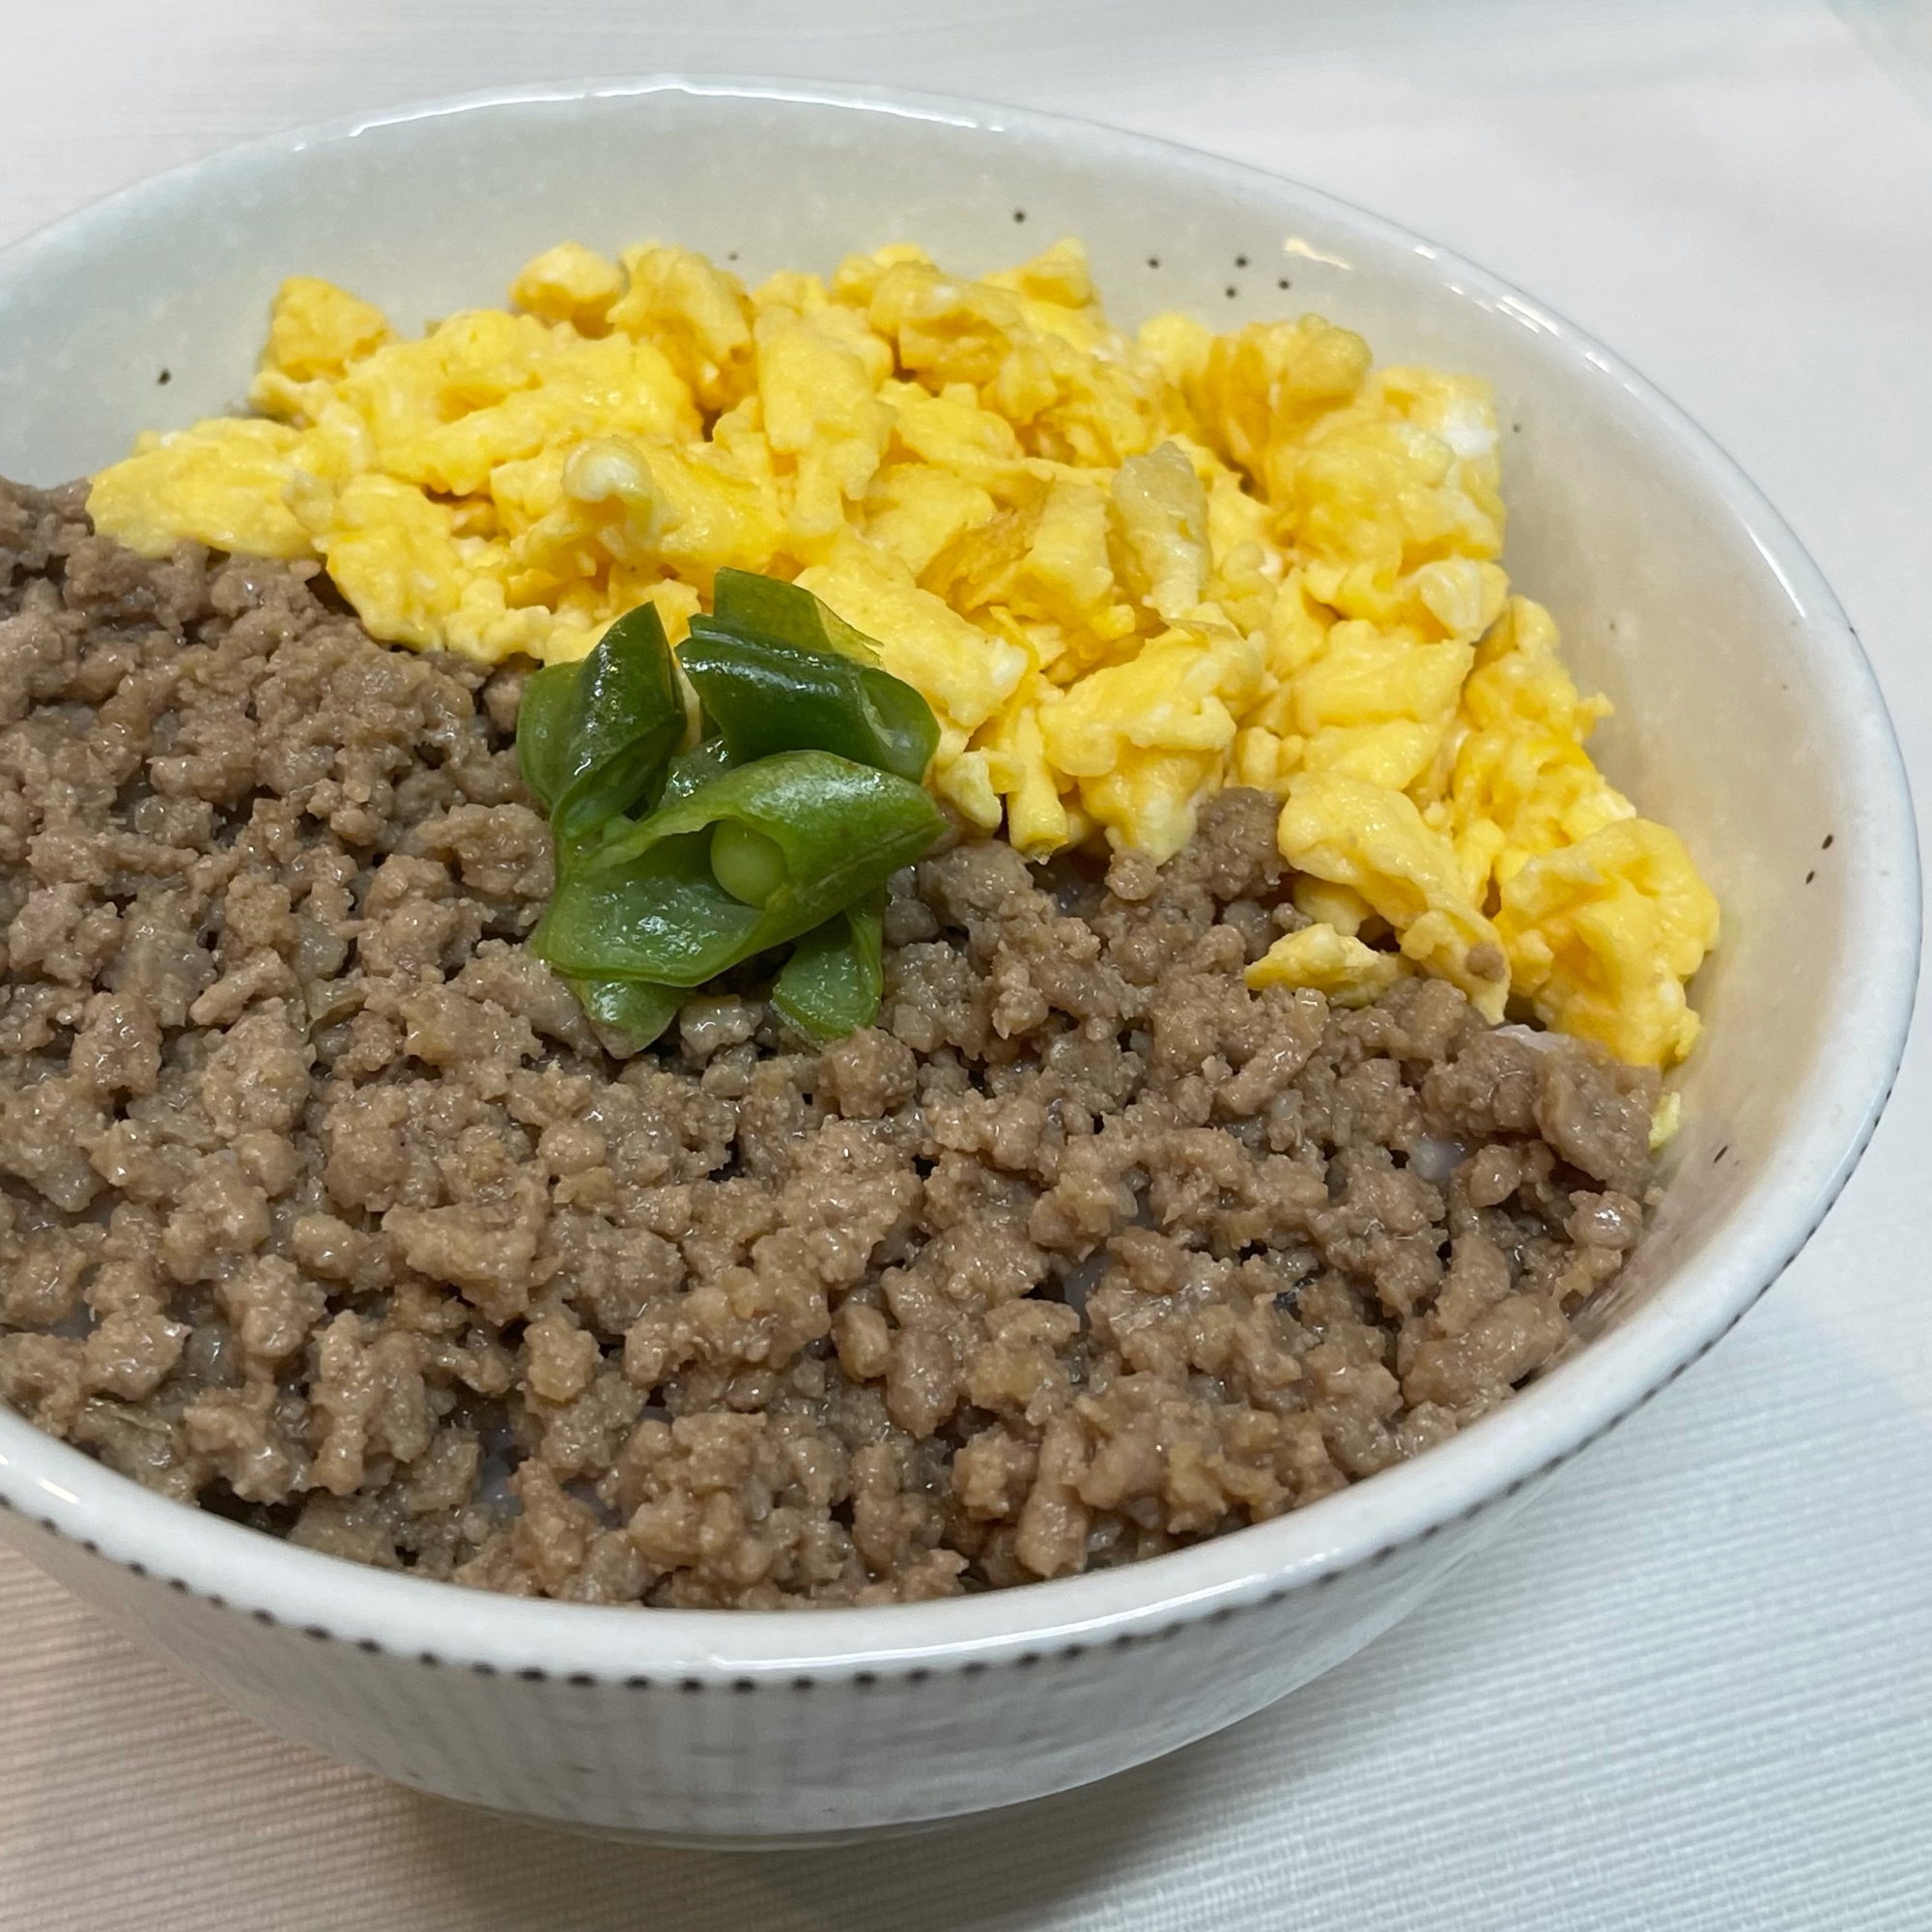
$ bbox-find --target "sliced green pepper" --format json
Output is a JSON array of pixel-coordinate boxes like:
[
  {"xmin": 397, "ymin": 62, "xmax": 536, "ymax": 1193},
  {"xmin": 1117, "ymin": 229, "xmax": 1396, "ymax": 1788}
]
[
  {"xmin": 516, "ymin": 604, "xmax": 685, "ymax": 843},
  {"xmin": 680, "ymin": 619, "xmax": 939, "ymax": 784},
  {"xmin": 773, "ymin": 891, "xmax": 885, "ymax": 1044},
  {"xmin": 532, "ymin": 751, "xmax": 942, "ymax": 988},
  {"xmin": 567, "ymin": 976, "xmax": 684, "ymax": 1051},
  {"xmin": 659, "ymin": 732, "xmax": 738, "ymax": 807},
  {"xmin": 516, "ymin": 571, "xmax": 946, "ymax": 1045},
  {"xmin": 711, "ymin": 567, "xmax": 880, "ymax": 664}
]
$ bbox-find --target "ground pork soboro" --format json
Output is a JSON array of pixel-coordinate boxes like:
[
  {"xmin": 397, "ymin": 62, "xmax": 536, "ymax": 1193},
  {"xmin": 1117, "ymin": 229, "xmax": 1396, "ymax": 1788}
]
[{"xmin": 0, "ymin": 481, "xmax": 1662, "ymax": 1606}]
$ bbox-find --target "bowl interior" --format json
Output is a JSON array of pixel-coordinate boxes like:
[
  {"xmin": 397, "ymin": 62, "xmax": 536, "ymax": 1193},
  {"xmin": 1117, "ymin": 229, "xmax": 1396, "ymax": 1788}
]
[{"xmin": 0, "ymin": 80, "xmax": 1914, "ymax": 1666}]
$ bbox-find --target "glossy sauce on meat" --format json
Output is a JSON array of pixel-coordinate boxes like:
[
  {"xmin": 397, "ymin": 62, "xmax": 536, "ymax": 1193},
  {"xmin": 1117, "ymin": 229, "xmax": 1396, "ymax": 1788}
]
[{"xmin": 0, "ymin": 480, "xmax": 1660, "ymax": 1606}]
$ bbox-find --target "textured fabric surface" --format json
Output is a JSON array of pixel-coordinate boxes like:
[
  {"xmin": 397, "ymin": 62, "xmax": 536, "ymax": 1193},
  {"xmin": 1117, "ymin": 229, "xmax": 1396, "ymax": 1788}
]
[{"xmin": 3, "ymin": 4, "xmax": 1931, "ymax": 1925}]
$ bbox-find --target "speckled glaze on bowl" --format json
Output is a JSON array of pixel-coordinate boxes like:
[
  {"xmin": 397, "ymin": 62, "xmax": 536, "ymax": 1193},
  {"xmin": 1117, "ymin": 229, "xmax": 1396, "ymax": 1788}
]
[{"xmin": 0, "ymin": 77, "xmax": 1916, "ymax": 1846}]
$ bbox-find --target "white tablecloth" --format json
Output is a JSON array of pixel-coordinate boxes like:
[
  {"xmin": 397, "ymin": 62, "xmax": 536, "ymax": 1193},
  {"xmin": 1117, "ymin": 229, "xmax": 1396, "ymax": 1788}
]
[{"xmin": 4, "ymin": 6, "xmax": 1930, "ymax": 1925}]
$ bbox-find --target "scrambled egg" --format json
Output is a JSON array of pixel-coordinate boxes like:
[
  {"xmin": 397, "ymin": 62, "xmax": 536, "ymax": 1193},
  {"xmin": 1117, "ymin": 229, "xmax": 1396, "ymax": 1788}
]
[{"xmin": 89, "ymin": 240, "xmax": 1718, "ymax": 1065}]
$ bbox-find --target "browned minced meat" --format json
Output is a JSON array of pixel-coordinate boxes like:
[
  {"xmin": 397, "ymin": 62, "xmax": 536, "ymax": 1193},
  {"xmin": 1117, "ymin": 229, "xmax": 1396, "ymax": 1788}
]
[{"xmin": 0, "ymin": 480, "xmax": 1662, "ymax": 1607}]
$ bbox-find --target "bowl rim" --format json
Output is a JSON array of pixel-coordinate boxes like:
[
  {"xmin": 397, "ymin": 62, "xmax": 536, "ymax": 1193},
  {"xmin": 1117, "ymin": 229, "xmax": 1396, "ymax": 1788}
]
[{"xmin": 0, "ymin": 71, "xmax": 1917, "ymax": 1683}]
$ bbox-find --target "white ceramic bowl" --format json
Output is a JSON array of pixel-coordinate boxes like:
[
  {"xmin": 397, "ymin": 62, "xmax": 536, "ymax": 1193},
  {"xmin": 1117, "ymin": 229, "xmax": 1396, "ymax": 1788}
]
[{"xmin": 0, "ymin": 78, "xmax": 1916, "ymax": 1848}]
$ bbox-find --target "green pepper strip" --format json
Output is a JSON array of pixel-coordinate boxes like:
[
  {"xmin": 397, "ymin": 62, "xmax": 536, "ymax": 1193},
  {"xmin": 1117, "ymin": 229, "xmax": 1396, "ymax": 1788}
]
[
  {"xmin": 531, "ymin": 750, "xmax": 942, "ymax": 989},
  {"xmin": 773, "ymin": 890, "xmax": 885, "ymax": 1045},
  {"xmin": 518, "ymin": 607, "xmax": 691, "ymax": 1034},
  {"xmin": 515, "ymin": 603, "xmax": 685, "ymax": 843},
  {"xmin": 566, "ymin": 975, "xmax": 684, "ymax": 1051},
  {"xmin": 516, "ymin": 571, "xmax": 945, "ymax": 1042},
  {"xmin": 659, "ymin": 733, "xmax": 737, "ymax": 807},
  {"xmin": 711, "ymin": 566, "xmax": 881, "ymax": 665},
  {"xmin": 681, "ymin": 619, "xmax": 938, "ymax": 785}
]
